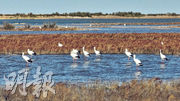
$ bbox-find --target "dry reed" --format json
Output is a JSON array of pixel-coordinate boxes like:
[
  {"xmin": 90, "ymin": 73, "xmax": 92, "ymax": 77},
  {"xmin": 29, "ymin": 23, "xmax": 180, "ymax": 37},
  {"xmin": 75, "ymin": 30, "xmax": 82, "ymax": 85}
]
[{"xmin": 0, "ymin": 33, "xmax": 180, "ymax": 55}]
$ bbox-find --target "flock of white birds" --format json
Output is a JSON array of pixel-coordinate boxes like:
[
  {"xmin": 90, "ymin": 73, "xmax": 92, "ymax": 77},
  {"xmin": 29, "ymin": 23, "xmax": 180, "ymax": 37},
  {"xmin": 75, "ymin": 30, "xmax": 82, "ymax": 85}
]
[
  {"xmin": 70, "ymin": 46, "xmax": 101, "ymax": 62},
  {"xmin": 21, "ymin": 42, "xmax": 168, "ymax": 67}
]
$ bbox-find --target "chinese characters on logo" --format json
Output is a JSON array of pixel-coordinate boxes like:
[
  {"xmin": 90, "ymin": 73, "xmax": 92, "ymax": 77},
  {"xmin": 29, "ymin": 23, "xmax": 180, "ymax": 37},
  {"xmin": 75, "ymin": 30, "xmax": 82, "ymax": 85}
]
[{"xmin": 4, "ymin": 66, "xmax": 55, "ymax": 98}]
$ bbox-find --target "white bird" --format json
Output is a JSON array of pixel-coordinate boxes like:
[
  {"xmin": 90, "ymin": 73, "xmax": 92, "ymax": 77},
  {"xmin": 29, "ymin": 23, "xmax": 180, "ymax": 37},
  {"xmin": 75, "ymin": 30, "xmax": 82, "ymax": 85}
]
[
  {"xmin": 125, "ymin": 49, "xmax": 133, "ymax": 60},
  {"xmin": 22, "ymin": 52, "xmax": 32, "ymax": 66},
  {"xmin": 94, "ymin": 47, "xmax": 101, "ymax": 56},
  {"xmin": 161, "ymin": 42, "xmax": 164, "ymax": 45},
  {"xmin": 160, "ymin": 50, "xmax": 168, "ymax": 61},
  {"xmin": 133, "ymin": 55, "xmax": 143, "ymax": 66},
  {"xmin": 82, "ymin": 46, "xmax": 90, "ymax": 58},
  {"xmin": 72, "ymin": 49, "xmax": 80, "ymax": 54},
  {"xmin": 27, "ymin": 49, "xmax": 36, "ymax": 56},
  {"xmin": 70, "ymin": 49, "xmax": 80, "ymax": 62},
  {"xmin": 58, "ymin": 43, "xmax": 63, "ymax": 47}
]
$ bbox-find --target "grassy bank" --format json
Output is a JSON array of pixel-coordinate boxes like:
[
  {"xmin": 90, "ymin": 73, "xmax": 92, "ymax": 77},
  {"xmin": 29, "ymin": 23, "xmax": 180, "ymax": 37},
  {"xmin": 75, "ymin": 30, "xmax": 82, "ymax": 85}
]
[
  {"xmin": 0, "ymin": 33, "xmax": 180, "ymax": 55},
  {"xmin": 1, "ymin": 78, "xmax": 180, "ymax": 101}
]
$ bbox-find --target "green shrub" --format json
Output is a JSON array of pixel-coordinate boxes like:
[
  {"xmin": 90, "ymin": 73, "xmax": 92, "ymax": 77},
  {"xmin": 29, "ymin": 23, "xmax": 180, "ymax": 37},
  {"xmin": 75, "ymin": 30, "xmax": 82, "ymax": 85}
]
[
  {"xmin": 42, "ymin": 22, "xmax": 57, "ymax": 28},
  {"xmin": 24, "ymin": 24, "xmax": 31, "ymax": 29},
  {"xmin": 3, "ymin": 22, "xmax": 15, "ymax": 30}
]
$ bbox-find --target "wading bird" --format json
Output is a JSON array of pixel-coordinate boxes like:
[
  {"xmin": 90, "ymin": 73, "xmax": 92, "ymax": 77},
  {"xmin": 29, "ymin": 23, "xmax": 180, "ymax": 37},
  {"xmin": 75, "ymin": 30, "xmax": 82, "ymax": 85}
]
[
  {"xmin": 70, "ymin": 49, "xmax": 80, "ymax": 62},
  {"xmin": 72, "ymin": 49, "xmax": 80, "ymax": 54},
  {"xmin": 161, "ymin": 42, "xmax": 164, "ymax": 45},
  {"xmin": 82, "ymin": 46, "xmax": 90, "ymax": 59},
  {"xmin": 58, "ymin": 43, "xmax": 63, "ymax": 47},
  {"xmin": 133, "ymin": 54, "xmax": 143, "ymax": 67},
  {"xmin": 125, "ymin": 49, "xmax": 133, "ymax": 60},
  {"xmin": 22, "ymin": 52, "xmax": 32, "ymax": 67},
  {"xmin": 27, "ymin": 49, "xmax": 36, "ymax": 56},
  {"xmin": 160, "ymin": 50, "xmax": 168, "ymax": 62},
  {"xmin": 94, "ymin": 47, "xmax": 101, "ymax": 56}
]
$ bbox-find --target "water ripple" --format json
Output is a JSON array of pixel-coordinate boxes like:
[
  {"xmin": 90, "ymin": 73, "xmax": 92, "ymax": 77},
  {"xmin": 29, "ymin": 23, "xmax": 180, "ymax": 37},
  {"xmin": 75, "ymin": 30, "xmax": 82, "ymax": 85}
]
[{"xmin": 0, "ymin": 54, "xmax": 180, "ymax": 85}]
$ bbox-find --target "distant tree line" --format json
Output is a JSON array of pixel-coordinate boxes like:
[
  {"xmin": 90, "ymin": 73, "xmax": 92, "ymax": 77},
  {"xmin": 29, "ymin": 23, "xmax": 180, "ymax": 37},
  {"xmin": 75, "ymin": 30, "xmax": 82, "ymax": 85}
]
[
  {"xmin": 110, "ymin": 12, "xmax": 144, "ymax": 17},
  {"xmin": 147, "ymin": 13, "xmax": 178, "ymax": 16},
  {"xmin": 0, "ymin": 12, "xmax": 179, "ymax": 17}
]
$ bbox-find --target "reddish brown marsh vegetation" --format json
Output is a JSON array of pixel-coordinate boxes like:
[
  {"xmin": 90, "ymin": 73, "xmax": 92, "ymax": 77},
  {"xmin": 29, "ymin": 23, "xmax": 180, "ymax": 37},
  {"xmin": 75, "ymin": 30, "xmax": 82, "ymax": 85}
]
[
  {"xmin": 1, "ymin": 78, "xmax": 180, "ymax": 101},
  {"xmin": 0, "ymin": 33, "xmax": 180, "ymax": 55}
]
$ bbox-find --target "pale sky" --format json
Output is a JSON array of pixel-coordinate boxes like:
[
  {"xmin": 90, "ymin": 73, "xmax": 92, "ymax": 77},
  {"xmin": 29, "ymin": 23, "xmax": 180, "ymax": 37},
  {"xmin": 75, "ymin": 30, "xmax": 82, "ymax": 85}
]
[{"xmin": 0, "ymin": 0, "xmax": 179, "ymax": 14}]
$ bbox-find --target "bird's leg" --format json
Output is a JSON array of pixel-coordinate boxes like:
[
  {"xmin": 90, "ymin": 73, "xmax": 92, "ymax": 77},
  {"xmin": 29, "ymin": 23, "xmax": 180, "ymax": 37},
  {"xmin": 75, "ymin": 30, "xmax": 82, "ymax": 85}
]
[
  {"xmin": 128, "ymin": 57, "xmax": 130, "ymax": 60},
  {"xmin": 136, "ymin": 66, "xmax": 139, "ymax": 70},
  {"xmin": 26, "ymin": 63, "xmax": 28, "ymax": 68},
  {"xmin": 160, "ymin": 60, "xmax": 163, "ymax": 64},
  {"xmin": 161, "ymin": 61, "xmax": 165, "ymax": 64}
]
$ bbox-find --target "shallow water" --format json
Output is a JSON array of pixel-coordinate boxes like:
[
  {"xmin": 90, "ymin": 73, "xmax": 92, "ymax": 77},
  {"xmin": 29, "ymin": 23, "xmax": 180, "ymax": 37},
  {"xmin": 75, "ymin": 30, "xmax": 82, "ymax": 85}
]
[
  {"xmin": 0, "ymin": 18, "xmax": 180, "ymax": 34},
  {"xmin": 0, "ymin": 54, "xmax": 180, "ymax": 85},
  {"xmin": 1, "ymin": 18, "xmax": 180, "ymax": 25},
  {"xmin": 0, "ymin": 27, "xmax": 180, "ymax": 35}
]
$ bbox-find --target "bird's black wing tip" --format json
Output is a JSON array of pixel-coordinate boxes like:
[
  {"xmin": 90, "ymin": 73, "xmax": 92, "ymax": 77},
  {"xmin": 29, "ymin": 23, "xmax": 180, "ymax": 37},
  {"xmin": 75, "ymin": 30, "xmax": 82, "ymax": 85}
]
[
  {"xmin": 33, "ymin": 53, "xmax": 37, "ymax": 55},
  {"xmin": 28, "ymin": 59, "xmax": 33, "ymax": 63}
]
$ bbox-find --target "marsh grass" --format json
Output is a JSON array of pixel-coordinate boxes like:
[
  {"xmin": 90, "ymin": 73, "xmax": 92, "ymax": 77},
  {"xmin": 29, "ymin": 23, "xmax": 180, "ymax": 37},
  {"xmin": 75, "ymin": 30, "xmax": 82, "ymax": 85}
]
[
  {"xmin": 0, "ymin": 33, "xmax": 180, "ymax": 55},
  {"xmin": 1, "ymin": 78, "xmax": 180, "ymax": 101}
]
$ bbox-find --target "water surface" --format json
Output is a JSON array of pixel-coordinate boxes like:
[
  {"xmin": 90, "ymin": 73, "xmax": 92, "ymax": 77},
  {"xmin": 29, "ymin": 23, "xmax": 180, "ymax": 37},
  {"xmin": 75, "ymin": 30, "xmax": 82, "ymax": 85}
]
[
  {"xmin": 0, "ymin": 18, "xmax": 180, "ymax": 34},
  {"xmin": 0, "ymin": 54, "xmax": 180, "ymax": 85}
]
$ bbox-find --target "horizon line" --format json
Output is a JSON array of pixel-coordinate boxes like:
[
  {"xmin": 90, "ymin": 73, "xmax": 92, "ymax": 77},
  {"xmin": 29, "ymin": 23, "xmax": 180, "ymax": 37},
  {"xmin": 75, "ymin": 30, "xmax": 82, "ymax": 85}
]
[{"xmin": 0, "ymin": 11, "xmax": 179, "ymax": 15}]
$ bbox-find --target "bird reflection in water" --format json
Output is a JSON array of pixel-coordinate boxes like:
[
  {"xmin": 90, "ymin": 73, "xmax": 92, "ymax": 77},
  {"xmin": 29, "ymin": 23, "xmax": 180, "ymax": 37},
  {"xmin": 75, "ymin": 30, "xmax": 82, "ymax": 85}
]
[
  {"xmin": 83, "ymin": 61, "xmax": 90, "ymax": 68},
  {"xmin": 160, "ymin": 63, "xmax": 166, "ymax": 69},
  {"xmin": 94, "ymin": 57, "xmax": 101, "ymax": 62},
  {"xmin": 135, "ymin": 69, "xmax": 142, "ymax": 79},
  {"xmin": 126, "ymin": 62, "xmax": 132, "ymax": 68},
  {"xmin": 71, "ymin": 63, "xmax": 78, "ymax": 68}
]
